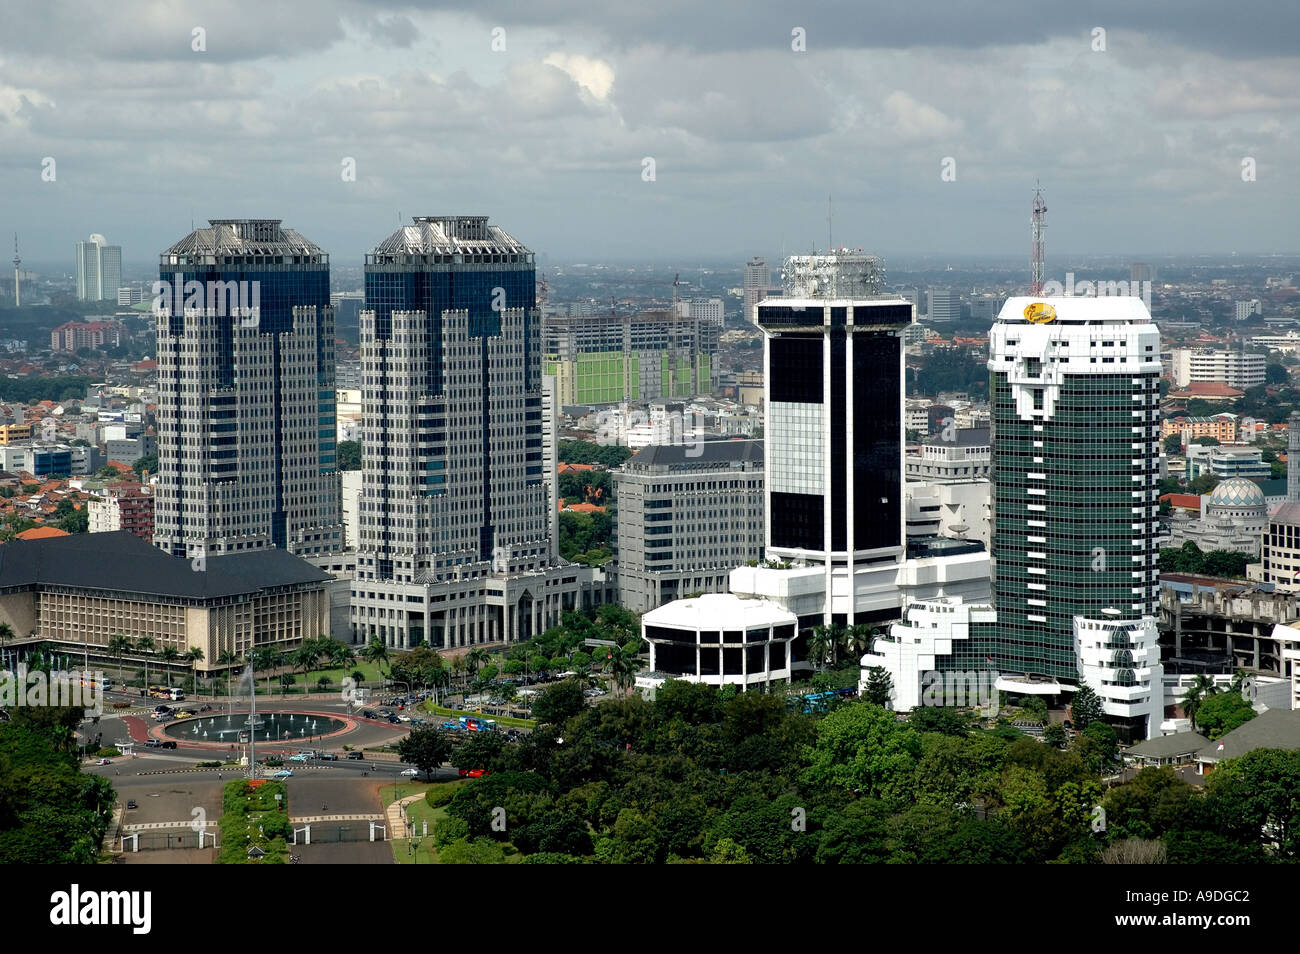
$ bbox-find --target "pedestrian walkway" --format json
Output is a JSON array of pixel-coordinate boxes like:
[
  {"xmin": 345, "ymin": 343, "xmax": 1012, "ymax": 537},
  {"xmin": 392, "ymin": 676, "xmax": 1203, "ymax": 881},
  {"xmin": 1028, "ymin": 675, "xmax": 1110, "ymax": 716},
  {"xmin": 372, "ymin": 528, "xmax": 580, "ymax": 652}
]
[{"xmin": 385, "ymin": 793, "xmax": 425, "ymax": 840}]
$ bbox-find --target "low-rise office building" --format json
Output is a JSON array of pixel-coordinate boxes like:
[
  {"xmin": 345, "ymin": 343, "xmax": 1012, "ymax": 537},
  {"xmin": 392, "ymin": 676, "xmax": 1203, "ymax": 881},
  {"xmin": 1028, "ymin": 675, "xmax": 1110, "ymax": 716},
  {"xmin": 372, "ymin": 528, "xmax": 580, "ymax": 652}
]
[
  {"xmin": 614, "ymin": 440, "xmax": 764, "ymax": 614},
  {"xmin": 0, "ymin": 530, "xmax": 335, "ymax": 672}
]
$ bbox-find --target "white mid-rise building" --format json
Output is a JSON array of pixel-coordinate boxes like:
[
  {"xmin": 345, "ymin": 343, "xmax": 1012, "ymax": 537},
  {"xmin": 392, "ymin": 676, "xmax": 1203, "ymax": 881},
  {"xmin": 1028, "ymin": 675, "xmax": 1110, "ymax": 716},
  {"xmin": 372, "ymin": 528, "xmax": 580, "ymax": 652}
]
[{"xmin": 1171, "ymin": 347, "xmax": 1266, "ymax": 389}]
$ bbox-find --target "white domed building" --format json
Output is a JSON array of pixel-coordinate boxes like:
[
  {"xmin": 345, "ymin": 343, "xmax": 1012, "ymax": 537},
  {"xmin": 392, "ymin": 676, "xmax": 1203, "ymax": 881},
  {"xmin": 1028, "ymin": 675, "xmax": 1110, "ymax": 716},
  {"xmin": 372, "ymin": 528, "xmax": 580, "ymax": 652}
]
[{"xmin": 1166, "ymin": 477, "xmax": 1268, "ymax": 556}]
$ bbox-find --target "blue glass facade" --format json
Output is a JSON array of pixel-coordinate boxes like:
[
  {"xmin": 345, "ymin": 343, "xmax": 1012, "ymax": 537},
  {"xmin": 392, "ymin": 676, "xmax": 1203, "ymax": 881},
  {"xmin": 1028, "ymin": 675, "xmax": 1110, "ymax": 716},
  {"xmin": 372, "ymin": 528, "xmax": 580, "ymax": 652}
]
[
  {"xmin": 158, "ymin": 263, "xmax": 334, "ymax": 550},
  {"xmin": 364, "ymin": 266, "xmax": 536, "ymax": 395}
]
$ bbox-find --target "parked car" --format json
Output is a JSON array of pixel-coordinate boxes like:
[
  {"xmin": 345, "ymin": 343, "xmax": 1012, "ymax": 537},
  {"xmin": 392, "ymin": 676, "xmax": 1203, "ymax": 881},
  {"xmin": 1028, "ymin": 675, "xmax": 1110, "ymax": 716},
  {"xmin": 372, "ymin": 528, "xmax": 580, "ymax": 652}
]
[
  {"xmin": 126, "ymin": 799, "xmax": 137, "ymax": 810},
  {"xmin": 387, "ymin": 715, "xmax": 401, "ymax": 724},
  {"xmin": 346, "ymin": 751, "xmax": 364, "ymax": 760},
  {"xmin": 398, "ymin": 715, "xmax": 412, "ymax": 723}
]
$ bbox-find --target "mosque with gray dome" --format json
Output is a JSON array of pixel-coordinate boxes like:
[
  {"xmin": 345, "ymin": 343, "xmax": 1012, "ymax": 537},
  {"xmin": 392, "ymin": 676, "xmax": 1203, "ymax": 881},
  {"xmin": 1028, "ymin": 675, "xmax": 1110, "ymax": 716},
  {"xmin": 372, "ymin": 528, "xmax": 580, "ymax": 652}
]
[{"xmin": 1165, "ymin": 477, "xmax": 1269, "ymax": 556}]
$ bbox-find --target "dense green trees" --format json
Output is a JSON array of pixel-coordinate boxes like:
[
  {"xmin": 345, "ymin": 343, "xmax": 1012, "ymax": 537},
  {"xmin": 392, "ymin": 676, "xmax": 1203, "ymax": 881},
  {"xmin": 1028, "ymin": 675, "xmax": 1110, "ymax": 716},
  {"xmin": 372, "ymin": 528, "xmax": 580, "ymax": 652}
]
[
  {"xmin": 559, "ymin": 511, "xmax": 613, "ymax": 564},
  {"xmin": 1159, "ymin": 541, "xmax": 1249, "ymax": 578},
  {"xmin": 337, "ymin": 440, "xmax": 361, "ymax": 470},
  {"xmin": 0, "ymin": 707, "xmax": 114, "ymax": 863},
  {"xmin": 1194, "ymin": 692, "xmax": 1256, "ymax": 739},
  {"xmin": 557, "ymin": 441, "xmax": 632, "ymax": 468},
  {"xmin": 420, "ymin": 682, "xmax": 1300, "ymax": 864}
]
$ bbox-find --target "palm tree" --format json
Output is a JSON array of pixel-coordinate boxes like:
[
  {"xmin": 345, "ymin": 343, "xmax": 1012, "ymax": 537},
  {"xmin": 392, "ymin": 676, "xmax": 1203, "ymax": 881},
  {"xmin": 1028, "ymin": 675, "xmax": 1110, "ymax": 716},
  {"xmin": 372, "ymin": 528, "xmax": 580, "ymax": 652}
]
[
  {"xmin": 809, "ymin": 624, "xmax": 840, "ymax": 668},
  {"xmin": 136, "ymin": 636, "xmax": 156, "ymax": 690},
  {"xmin": 158, "ymin": 646, "xmax": 181, "ymax": 688},
  {"xmin": 843, "ymin": 624, "xmax": 876, "ymax": 660},
  {"xmin": 184, "ymin": 647, "xmax": 204, "ymax": 694},
  {"xmin": 217, "ymin": 650, "xmax": 239, "ymax": 698},
  {"xmin": 608, "ymin": 644, "xmax": 641, "ymax": 695},
  {"xmin": 450, "ymin": 654, "xmax": 467, "ymax": 696},
  {"xmin": 362, "ymin": 637, "xmax": 390, "ymax": 683},
  {"xmin": 466, "ymin": 647, "xmax": 490, "ymax": 685},
  {"xmin": 249, "ymin": 647, "xmax": 276, "ymax": 696},
  {"xmin": 107, "ymin": 634, "xmax": 132, "ymax": 684},
  {"xmin": 1181, "ymin": 674, "xmax": 1219, "ymax": 729}
]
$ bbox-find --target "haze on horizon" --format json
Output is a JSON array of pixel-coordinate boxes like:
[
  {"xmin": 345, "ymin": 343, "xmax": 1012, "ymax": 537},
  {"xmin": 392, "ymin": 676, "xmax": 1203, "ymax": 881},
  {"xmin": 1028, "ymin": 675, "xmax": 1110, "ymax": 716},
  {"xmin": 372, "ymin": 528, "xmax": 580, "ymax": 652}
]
[{"xmin": 1, "ymin": 0, "xmax": 1296, "ymax": 265}]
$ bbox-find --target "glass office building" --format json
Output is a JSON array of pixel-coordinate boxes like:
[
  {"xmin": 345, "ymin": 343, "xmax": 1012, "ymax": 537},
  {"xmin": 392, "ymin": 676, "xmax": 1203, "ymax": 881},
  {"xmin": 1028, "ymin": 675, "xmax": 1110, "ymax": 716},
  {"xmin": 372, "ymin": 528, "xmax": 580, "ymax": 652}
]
[{"xmin": 154, "ymin": 219, "xmax": 342, "ymax": 557}]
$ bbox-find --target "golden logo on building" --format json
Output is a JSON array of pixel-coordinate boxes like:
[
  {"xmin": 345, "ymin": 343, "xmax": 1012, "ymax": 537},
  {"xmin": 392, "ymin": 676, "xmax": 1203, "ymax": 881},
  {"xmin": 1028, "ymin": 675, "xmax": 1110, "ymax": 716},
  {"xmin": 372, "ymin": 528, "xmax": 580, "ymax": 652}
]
[{"xmin": 1023, "ymin": 302, "xmax": 1057, "ymax": 324}]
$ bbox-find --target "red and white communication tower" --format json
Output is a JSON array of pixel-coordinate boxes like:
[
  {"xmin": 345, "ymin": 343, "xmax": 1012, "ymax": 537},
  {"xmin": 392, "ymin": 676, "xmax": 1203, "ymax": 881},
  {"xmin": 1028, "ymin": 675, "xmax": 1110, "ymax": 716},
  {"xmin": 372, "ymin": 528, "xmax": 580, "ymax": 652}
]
[{"xmin": 1030, "ymin": 187, "xmax": 1047, "ymax": 296}]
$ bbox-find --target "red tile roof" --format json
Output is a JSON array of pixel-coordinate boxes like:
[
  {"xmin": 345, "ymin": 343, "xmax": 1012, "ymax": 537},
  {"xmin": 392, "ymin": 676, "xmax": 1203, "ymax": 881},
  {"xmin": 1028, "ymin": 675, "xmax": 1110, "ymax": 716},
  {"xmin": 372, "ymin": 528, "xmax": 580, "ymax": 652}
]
[
  {"xmin": 1161, "ymin": 493, "xmax": 1202, "ymax": 511},
  {"xmin": 16, "ymin": 526, "xmax": 70, "ymax": 540}
]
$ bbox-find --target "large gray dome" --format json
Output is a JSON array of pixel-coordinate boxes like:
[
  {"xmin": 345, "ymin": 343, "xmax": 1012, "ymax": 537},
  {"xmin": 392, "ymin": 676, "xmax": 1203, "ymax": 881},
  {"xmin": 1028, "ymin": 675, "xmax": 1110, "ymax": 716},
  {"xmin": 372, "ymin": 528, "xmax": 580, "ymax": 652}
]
[{"xmin": 1206, "ymin": 477, "xmax": 1266, "ymax": 511}]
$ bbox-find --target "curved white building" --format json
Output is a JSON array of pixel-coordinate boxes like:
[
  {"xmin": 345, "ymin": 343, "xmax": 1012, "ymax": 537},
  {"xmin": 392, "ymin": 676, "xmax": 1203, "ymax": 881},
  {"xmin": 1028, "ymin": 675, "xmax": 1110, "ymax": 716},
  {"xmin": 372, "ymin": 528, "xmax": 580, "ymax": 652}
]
[{"xmin": 641, "ymin": 593, "xmax": 799, "ymax": 689}]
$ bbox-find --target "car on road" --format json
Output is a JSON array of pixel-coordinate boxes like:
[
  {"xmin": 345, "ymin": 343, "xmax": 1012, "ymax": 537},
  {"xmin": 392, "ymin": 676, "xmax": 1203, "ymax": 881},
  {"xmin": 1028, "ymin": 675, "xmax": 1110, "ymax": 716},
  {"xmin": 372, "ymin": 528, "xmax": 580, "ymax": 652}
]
[
  {"xmin": 346, "ymin": 751, "xmax": 363, "ymax": 760},
  {"xmin": 457, "ymin": 768, "xmax": 491, "ymax": 778},
  {"xmin": 399, "ymin": 767, "xmax": 419, "ymax": 777},
  {"xmin": 398, "ymin": 715, "xmax": 411, "ymax": 722},
  {"xmin": 126, "ymin": 799, "xmax": 137, "ymax": 810},
  {"xmin": 160, "ymin": 740, "xmax": 177, "ymax": 749},
  {"xmin": 153, "ymin": 705, "xmax": 171, "ymax": 713},
  {"xmin": 288, "ymin": 753, "xmax": 311, "ymax": 762},
  {"xmin": 271, "ymin": 769, "xmax": 293, "ymax": 779},
  {"xmin": 145, "ymin": 738, "xmax": 162, "ymax": 748},
  {"xmin": 318, "ymin": 752, "xmax": 338, "ymax": 761},
  {"xmin": 441, "ymin": 721, "xmax": 460, "ymax": 730},
  {"xmin": 361, "ymin": 710, "xmax": 377, "ymax": 719},
  {"xmin": 386, "ymin": 715, "xmax": 401, "ymax": 724},
  {"xmin": 97, "ymin": 758, "xmax": 111, "ymax": 765}
]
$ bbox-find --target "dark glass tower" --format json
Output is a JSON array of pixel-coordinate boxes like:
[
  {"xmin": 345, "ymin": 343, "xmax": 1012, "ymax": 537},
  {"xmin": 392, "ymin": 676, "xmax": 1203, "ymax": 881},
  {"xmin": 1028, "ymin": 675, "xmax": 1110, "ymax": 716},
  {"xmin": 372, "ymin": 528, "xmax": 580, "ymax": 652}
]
[
  {"xmin": 756, "ymin": 253, "xmax": 912, "ymax": 633},
  {"xmin": 154, "ymin": 219, "xmax": 341, "ymax": 557},
  {"xmin": 354, "ymin": 216, "xmax": 573, "ymax": 650}
]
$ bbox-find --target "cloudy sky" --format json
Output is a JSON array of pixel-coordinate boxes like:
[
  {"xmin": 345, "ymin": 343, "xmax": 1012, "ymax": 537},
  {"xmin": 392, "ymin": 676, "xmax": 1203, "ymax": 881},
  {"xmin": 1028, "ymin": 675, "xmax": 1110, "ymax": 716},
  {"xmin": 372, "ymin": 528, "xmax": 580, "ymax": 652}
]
[{"xmin": 1, "ymin": 0, "xmax": 1296, "ymax": 268}]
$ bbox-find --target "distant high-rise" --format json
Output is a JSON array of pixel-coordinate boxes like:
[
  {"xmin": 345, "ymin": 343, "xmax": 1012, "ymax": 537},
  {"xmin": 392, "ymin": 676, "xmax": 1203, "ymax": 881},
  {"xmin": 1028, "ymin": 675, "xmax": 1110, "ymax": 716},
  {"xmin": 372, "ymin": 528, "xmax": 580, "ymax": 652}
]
[
  {"xmin": 1130, "ymin": 262, "xmax": 1154, "ymax": 284},
  {"xmin": 743, "ymin": 257, "xmax": 769, "ymax": 325},
  {"xmin": 927, "ymin": 287, "xmax": 958, "ymax": 322},
  {"xmin": 75, "ymin": 234, "xmax": 122, "ymax": 302},
  {"xmin": 352, "ymin": 215, "xmax": 598, "ymax": 649},
  {"xmin": 11, "ymin": 234, "xmax": 19, "ymax": 308},
  {"xmin": 153, "ymin": 219, "xmax": 342, "ymax": 560}
]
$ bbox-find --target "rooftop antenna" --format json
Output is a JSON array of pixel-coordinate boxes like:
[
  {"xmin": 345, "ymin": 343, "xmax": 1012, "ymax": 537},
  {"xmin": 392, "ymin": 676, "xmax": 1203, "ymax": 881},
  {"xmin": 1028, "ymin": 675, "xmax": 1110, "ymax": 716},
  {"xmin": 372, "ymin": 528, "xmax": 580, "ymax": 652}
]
[
  {"xmin": 827, "ymin": 194, "xmax": 833, "ymax": 253},
  {"xmin": 1031, "ymin": 181, "xmax": 1047, "ymax": 295}
]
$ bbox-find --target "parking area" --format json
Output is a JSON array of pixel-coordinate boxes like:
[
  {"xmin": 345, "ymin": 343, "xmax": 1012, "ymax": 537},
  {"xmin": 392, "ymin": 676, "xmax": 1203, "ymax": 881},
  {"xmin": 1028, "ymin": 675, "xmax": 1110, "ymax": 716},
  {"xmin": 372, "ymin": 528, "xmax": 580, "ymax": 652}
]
[{"xmin": 118, "ymin": 778, "xmax": 224, "ymax": 828}]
